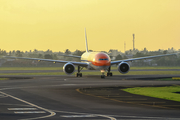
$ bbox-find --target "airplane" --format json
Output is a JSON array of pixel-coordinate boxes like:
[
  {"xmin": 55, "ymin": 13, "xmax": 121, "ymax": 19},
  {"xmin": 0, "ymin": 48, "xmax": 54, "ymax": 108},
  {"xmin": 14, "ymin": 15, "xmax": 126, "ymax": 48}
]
[{"xmin": 4, "ymin": 29, "xmax": 178, "ymax": 78}]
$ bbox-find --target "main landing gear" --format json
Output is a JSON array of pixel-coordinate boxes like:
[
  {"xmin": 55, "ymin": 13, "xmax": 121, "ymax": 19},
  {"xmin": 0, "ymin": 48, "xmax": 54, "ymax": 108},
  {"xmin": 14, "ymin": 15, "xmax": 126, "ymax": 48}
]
[
  {"xmin": 76, "ymin": 66, "xmax": 83, "ymax": 77},
  {"xmin": 106, "ymin": 67, "xmax": 113, "ymax": 77}
]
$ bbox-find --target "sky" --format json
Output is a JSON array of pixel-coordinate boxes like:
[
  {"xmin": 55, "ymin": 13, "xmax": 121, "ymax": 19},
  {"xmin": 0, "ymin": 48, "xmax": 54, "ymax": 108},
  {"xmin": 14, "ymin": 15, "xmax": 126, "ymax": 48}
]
[{"xmin": 0, "ymin": 0, "xmax": 180, "ymax": 52}]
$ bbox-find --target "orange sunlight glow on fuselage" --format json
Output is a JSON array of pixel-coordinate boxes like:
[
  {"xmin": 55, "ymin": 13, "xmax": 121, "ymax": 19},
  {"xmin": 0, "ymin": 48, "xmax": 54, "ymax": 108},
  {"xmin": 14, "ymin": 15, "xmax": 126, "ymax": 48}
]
[{"xmin": 81, "ymin": 52, "xmax": 111, "ymax": 70}]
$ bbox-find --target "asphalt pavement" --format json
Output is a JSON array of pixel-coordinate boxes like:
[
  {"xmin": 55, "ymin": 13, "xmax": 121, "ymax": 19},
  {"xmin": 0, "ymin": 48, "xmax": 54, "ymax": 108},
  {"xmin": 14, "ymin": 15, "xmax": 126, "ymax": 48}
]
[{"xmin": 0, "ymin": 75, "xmax": 180, "ymax": 120}]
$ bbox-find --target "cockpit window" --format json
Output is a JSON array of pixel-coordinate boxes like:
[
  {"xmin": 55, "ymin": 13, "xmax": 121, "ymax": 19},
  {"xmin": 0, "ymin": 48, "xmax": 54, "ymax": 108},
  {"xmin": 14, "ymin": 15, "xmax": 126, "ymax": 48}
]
[{"xmin": 99, "ymin": 58, "xmax": 108, "ymax": 61}]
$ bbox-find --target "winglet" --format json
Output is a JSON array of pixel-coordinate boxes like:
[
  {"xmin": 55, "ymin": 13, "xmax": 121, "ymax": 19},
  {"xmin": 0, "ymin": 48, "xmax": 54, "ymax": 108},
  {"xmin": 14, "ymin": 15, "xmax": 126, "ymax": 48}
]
[{"xmin": 85, "ymin": 28, "xmax": 89, "ymax": 52}]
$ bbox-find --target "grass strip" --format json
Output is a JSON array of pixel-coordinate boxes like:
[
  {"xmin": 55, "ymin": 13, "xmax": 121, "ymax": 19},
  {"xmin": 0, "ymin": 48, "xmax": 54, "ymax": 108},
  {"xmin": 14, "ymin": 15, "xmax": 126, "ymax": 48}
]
[
  {"xmin": 0, "ymin": 78, "xmax": 9, "ymax": 80},
  {"xmin": 0, "ymin": 72, "xmax": 66, "ymax": 76},
  {"xmin": 157, "ymin": 77, "xmax": 180, "ymax": 81},
  {"xmin": 0, "ymin": 67, "xmax": 63, "ymax": 70},
  {"xmin": 0, "ymin": 71, "xmax": 180, "ymax": 76},
  {"xmin": 0, "ymin": 66, "xmax": 180, "ymax": 71},
  {"xmin": 123, "ymin": 86, "xmax": 180, "ymax": 102},
  {"xmin": 130, "ymin": 67, "xmax": 180, "ymax": 69},
  {"xmin": 112, "ymin": 71, "xmax": 180, "ymax": 75},
  {"xmin": 111, "ymin": 66, "xmax": 180, "ymax": 70}
]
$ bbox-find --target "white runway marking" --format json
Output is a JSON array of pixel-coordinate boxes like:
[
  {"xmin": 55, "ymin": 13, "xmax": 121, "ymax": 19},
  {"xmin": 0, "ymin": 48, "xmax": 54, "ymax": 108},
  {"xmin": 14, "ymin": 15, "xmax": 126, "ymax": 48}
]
[
  {"xmin": 53, "ymin": 110, "xmax": 117, "ymax": 120},
  {"xmin": 0, "ymin": 95, "xmax": 7, "ymax": 98},
  {"xmin": 61, "ymin": 114, "xmax": 96, "ymax": 118},
  {"xmin": 0, "ymin": 90, "xmax": 56, "ymax": 120},
  {"xmin": 8, "ymin": 108, "xmax": 37, "ymax": 110},
  {"xmin": 15, "ymin": 111, "xmax": 46, "ymax": 114},
  {"xmin": 0, "ymin": 103, "xmax": 31, "ymax": 107}
]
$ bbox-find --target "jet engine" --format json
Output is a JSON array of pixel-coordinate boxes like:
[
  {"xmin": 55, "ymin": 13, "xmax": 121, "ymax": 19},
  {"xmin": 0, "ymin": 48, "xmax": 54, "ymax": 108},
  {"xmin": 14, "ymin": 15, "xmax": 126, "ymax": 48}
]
[
  {"xmin": 118, "ymin": 62, "xmax": 130, "ymax": 74},
  {"xmin": 63, "ymin": 63, "xmax": 75, "ymax": 75}
]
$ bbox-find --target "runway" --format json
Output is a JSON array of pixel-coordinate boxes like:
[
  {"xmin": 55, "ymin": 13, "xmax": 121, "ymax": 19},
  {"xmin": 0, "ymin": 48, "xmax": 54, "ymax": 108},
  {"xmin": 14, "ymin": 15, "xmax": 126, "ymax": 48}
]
[
  {"xmin": 0, "ymin": 75, "xmax": 180, "ymax": 120},
  {"xmin": 0, "ymin": 69, "xmax": 180, "ymax": 73}
]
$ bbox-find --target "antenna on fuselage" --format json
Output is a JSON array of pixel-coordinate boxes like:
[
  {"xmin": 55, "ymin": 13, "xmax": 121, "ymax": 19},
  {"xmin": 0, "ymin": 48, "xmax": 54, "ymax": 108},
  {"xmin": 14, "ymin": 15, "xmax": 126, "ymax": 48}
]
[{"xmin": 85, "ymin": 28, "xmax": 89, "ymax": 52}]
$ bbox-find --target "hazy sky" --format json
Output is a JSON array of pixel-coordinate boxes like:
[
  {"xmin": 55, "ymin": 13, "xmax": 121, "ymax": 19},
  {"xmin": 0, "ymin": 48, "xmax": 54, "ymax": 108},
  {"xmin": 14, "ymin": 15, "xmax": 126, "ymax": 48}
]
[{"xmin": 0, "ymin": 0, "xmax": 180, "ymax": 52}]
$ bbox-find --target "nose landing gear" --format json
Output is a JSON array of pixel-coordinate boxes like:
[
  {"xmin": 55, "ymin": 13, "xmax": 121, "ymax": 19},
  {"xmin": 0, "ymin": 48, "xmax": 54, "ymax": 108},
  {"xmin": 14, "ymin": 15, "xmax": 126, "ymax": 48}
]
[
  {"xmin": 101, "ymin": 67, "xmax": 113, "ymax": 78},
  {"xmin": 101, "ymin": 73, "xmax": 105, "ymax": 78},
  {"xmin": 101, "ymin": 70, "xmax": 105, "ymax": 78}
]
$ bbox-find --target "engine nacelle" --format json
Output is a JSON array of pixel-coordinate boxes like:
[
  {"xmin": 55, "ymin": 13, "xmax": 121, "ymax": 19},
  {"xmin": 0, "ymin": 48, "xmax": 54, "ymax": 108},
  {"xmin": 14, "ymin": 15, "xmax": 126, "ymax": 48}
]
[
  {"xmin": 63, "ymin": 63, "xmax": 75, "ymax": 75},
  {"xmin": 118, "ymin": 62, "xmax": 130, "ymax": 74}
]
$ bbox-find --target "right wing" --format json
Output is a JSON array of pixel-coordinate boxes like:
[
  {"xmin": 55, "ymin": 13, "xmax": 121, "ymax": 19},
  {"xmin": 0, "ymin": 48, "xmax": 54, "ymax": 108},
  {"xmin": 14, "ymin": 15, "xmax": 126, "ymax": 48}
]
[
  {"xmin": 3, "ymin": 56, "xmax": 88, "ymax": 67},
  {"xmin": 111, "ymin": 53, "xmax": 178, "ymax": 65}
]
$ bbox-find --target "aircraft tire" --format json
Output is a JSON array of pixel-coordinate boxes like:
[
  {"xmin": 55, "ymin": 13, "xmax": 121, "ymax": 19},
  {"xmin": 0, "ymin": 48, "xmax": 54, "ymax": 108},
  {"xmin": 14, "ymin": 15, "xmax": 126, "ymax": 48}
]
[
  {"xmin": 106, "ymin": 72, "xmax": 113, "ymax": 76},
  {"xmin": 76, "ymin": 73, "xmax": 82, "ymax": 77},
  {"xmin": 101, "ymin": 75, "xmax": 105, "ymax": 78}
]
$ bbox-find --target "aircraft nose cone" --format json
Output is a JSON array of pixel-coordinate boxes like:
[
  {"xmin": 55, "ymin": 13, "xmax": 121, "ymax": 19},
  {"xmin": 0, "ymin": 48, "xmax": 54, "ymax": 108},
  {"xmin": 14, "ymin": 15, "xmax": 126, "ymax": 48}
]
[
  {"xmin": 91, "ymin": 52, "xmax": 111, "ymax": 66},
  {"xmin": 100, "ymin": 60, "xmax": 111, "ymax": 66}
]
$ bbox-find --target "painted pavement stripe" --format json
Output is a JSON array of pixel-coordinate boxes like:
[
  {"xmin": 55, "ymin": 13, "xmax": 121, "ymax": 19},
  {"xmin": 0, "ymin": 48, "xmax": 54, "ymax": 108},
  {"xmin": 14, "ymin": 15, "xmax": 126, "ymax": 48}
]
[
  {"xmin": 61, "ymin": 114, "xmax": 96, "ymax": 118},
  {"xmin": 14, "ymin": 111, "xmax": 46, "ymax": 114},
  {"xmin": 0, "ymin": 90, "xmax": 56, "ymax": 120},
  {"xmin": 8, "ymin": 108, "xmax": 38, "ymax": 110}
]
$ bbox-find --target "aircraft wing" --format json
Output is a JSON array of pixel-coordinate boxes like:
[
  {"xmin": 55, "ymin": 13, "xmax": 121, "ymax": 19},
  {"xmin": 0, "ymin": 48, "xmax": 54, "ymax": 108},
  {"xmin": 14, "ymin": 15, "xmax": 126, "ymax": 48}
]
[
  {"xmin": 111, "ymin": 53, "xmax": 177, "ymax": 65},
  {"xmin": 3, "ymin": 56, "xmax": 88, "ymax": 67}
]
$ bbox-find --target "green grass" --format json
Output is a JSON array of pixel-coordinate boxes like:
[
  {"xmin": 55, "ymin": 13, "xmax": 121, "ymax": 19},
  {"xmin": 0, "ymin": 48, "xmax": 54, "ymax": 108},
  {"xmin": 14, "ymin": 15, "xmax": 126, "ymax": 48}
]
[
  {"xmin": 111, "ymin": 66, "xmax": 180, "ymax": 70},
  {"xmin": 0, "ymin": 67, "xmax": 180, "ymax": 76},
  {"xmin": 0, "ymin": 72, "xmax": 66, "ymax": 76},
  {"xmin": 123, "ymin": 86, "xmax": 180, "ymax": 102},
  {"xmin": 0, "ymin": 78, "xmax": 9, "ymax": 80},
  {"xmin": 112, "ymin": 71, "xmax": 180, "ymax": 75},
  {"xmin": 0, "ymin": 66, "xmax": 180, "ymax": 71},
  {"xmin": 130, "ymin": 66, "xmax": 180, "ymax": 69},
  {"xmin": 0, "ymin": 71, "xmax": 180, "ymax": 76},
  {"xmin": 157, "ymin": 77, "xmax": 180, "ymax": 81},
  {"xmin": 0, "ymin": 67, "xmax": 63, "ymax": 70}
]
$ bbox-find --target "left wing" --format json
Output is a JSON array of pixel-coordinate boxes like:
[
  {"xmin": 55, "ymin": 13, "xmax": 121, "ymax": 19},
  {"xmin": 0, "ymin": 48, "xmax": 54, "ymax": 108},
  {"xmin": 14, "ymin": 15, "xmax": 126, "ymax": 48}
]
[
  {"xmin": 111, "ymin": 53, "xmax": 177, "ymax": 65},
  {"xmin": 3, "ymin": 56, "xmax": 88, "ymax": 67}
]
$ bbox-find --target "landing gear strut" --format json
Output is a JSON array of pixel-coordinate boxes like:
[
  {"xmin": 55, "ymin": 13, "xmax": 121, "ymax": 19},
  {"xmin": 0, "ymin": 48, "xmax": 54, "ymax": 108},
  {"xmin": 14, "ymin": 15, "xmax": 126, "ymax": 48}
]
[
  {"xmin": 106, "ymin": 67, "xmax": 113, "ymax": 76},
  {"xmin": 76, "ymin": 66, "xmax": 83, "ymax": 77},
  {"xmin": 101, "ymin": 70, "xmax": 105, "ymax": 79},
  {"xmin": 101, "ymin": 72, "xmax": 105, "ymax": 78}
]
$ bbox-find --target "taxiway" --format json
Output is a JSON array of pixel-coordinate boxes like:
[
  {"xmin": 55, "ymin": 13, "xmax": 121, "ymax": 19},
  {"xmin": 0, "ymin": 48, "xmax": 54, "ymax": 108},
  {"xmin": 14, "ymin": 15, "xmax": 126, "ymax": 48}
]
[{"xmin": 0, "ymin": 75, "xmax": 180, "ymax": 120}]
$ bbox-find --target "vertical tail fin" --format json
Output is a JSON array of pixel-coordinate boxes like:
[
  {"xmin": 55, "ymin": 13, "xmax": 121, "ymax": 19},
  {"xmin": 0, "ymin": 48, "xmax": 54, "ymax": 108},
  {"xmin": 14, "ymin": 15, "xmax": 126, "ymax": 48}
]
[{"xmin": 85, "ymin": 28, "xmax": 89, "ymax": 52}]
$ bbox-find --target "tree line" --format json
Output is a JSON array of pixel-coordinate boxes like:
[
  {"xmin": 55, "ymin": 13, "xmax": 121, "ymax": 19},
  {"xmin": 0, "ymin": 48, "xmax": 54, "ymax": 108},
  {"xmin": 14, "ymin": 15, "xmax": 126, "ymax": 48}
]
[{"xmin": 0, "ymin": 47, "xmax": 180, "ymax": 67}]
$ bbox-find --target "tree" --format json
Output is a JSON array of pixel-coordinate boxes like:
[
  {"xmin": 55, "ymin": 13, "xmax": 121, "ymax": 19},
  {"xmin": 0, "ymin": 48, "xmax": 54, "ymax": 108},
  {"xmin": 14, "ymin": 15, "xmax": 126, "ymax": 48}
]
[
  {"xmin": 53, "ymin": 54, "xmax": 58, "ymax": 59},
  {"xmin": 15, "ymin": 50, "xmax": 23, "ymax": 57},
  {"xmin": 134, "ymin": 52, "xmax": 145, "ymax": 58},
  {"xmin": 46, "ymin": 49, "xmax": 52, "ymax": 54},
  {"xmin": 163, "ymin": 50, "xmax": 167, "ymax": 54},
  {"xmin": 44, "ymin": 54, "xmax": 53, "ymax": 59},
  {"xmin": 38, "ymin": 54, "xmax": 43, "ymax": 58},
  {"xmin": 108, "ymin": 49, "xmax": 113, "ymax": 53},
  {"xmin": 115, "ymin": 54, "xmax": 123, "ymax": 60},
  {"xmin": 33, "ymin": 49, "xmax": 38, "ymax": 53},
  {"xmin": 143, "ymin": 47, "xmax": 147, "ymax": 52},
  {"xmin": 65, "ymin": 49, "xmax": 71, "ymax": 55},
  {"xmin": 9, "ymin": 51, "xmax": 12, "ymax": 55},
  {"xmin": 73, "ymin": 49, "xmax": 84, "ymax": 56}
]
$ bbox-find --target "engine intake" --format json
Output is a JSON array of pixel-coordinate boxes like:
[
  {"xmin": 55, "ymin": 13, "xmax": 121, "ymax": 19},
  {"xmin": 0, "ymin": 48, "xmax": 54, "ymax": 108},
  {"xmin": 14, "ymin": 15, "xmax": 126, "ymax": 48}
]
[
  {"xmin": 118, "ymin": 62, "xmax": 130, "ymax": 74},
  {"xmin": 63, "ymin": 63, "xmax": 75, "ymax": 75}
]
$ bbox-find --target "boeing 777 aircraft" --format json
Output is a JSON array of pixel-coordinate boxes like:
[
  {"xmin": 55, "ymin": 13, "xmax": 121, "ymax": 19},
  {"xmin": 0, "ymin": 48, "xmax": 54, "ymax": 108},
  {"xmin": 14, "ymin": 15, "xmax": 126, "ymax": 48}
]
[{"xmin": 4, "ymin": 29, "xmax": 177, "ymax": 78}]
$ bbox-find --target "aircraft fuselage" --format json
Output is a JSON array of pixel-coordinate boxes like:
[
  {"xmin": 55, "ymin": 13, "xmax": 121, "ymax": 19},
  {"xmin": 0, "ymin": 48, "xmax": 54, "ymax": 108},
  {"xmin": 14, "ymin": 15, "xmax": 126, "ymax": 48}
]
[{"xmin": 81, "ymin": 52, "xmax": 111, "ymax": 70}]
